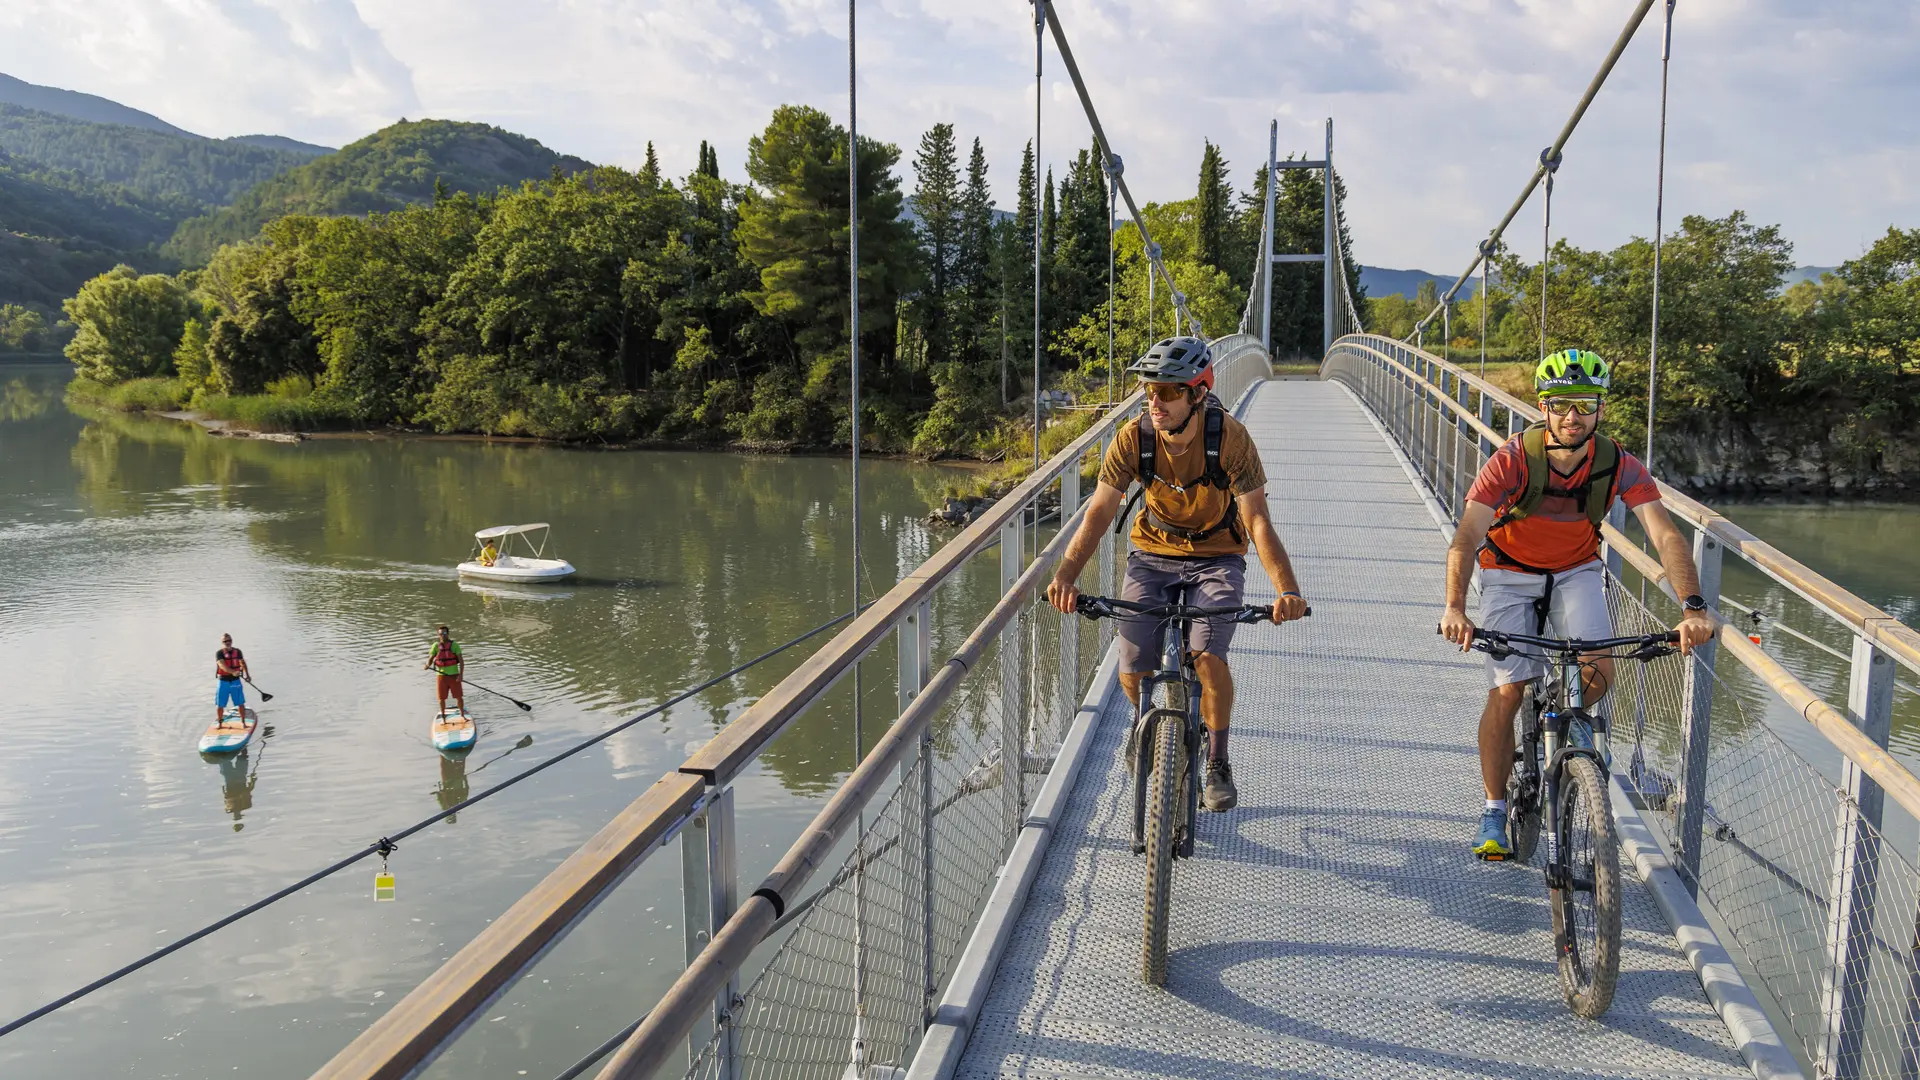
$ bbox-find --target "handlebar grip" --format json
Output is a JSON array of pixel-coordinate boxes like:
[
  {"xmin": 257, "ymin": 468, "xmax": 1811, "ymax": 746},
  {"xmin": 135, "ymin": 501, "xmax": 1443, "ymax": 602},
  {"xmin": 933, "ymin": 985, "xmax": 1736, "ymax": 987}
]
[{"xmin": 1663, "ymin": 630, "xmax": 1682, "ymax": 643}]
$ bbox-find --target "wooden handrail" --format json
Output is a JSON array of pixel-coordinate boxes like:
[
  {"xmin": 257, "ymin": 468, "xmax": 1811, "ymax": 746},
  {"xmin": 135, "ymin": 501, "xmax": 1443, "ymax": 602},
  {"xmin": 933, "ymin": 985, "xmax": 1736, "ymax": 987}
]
[
  {"xmin": 599, "ymin": 495, "xmax": 1096, "ymax": 1078},
  {"xmin": 1329, "ymin": 334, "xmax": 1920, "ymax": 678}
]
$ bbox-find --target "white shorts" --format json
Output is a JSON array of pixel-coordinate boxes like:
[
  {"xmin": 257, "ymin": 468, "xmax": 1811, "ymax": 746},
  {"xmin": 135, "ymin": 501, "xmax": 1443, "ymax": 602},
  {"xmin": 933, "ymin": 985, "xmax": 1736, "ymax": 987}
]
[{"xmin": 1475, "ymin": 560, "xmax": 1613, "ymax": 689}]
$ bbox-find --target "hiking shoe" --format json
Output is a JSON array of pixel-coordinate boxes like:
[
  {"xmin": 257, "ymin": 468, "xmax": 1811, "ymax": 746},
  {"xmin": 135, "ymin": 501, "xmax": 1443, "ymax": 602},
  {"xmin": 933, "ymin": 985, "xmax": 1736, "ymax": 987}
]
[
  {"xmin": 1202, "ymin": 759, "xmax": 1238, "ymax": 812},
  {"xmin": 1473, "ymin": 807, "xmax": 1513, "ymax": 860}
]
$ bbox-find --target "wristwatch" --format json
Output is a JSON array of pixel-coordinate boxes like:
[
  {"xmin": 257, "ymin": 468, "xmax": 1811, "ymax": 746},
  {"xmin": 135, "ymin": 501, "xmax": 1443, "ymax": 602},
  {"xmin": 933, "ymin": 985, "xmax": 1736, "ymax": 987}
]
[{"xmin": 1681, "ymin": 594, "xmax": 1708, "ymax": 613}]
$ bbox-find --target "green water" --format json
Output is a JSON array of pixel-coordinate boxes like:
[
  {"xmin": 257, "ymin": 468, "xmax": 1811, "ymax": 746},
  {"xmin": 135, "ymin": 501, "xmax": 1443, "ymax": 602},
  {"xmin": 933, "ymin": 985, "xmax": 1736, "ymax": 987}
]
[{"xmin": 0, "ymin": 362, "xmax": 982, "ymax": 1078}]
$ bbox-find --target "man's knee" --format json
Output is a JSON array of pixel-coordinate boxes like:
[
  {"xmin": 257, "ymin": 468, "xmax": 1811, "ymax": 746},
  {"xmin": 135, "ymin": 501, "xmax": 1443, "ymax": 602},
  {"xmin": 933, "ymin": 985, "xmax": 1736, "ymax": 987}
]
[
  {"xmin": 1192, "ymin": 652, "xmax": 1231, "ymax": 684},
  {"xmin": 1487, "ymin": 681, "xmax": 1528, "ymax": 712}
]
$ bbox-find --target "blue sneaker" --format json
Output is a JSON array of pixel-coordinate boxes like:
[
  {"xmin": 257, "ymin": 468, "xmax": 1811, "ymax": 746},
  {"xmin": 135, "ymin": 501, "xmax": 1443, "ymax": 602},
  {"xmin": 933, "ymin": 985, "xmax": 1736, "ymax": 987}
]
[{"xmin": 1473, "ymin": 807, "xmax": 1513, "ymax": 860}]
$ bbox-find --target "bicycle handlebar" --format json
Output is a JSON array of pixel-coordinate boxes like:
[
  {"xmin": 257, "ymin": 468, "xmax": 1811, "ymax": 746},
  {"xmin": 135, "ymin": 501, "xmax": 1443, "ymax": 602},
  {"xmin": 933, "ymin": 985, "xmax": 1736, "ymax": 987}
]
[
  {"xmin": 1446, "ymin": 626, "xmax": 1680, "ymax": 662},
  {"xmin": 1074, "ymin": 594, "xmax": 1310, "ymax": 624}
]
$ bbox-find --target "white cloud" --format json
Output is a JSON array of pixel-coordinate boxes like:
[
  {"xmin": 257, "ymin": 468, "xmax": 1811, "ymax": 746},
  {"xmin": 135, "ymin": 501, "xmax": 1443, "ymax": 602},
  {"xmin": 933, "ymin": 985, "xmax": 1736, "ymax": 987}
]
[{"xmin": 0, "ymin": 0, "xmax": 1913, "ymax": 268}]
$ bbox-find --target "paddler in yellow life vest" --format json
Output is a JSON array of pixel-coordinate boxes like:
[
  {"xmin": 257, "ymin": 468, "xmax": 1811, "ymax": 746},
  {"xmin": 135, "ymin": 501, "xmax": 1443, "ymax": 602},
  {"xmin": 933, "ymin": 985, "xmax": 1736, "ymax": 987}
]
[
  {"xmin": 478, "ymin": 538, "xmax": 499, "ymax": 567},
  {"xmin": 424, "ymin": 625, "xmax": 466, "ymax": 717}
]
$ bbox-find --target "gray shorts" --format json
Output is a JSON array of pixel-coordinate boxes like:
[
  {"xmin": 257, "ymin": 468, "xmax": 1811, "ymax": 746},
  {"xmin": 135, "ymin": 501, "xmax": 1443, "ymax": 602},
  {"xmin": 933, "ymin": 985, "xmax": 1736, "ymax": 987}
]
[
  {"xmin": 1115, "ymin": 551, "xmax": 1246, "ymax": 674},
  {"xmin": 1476, "ymin": 560, "xmax": 1613, "ymax": 688}
]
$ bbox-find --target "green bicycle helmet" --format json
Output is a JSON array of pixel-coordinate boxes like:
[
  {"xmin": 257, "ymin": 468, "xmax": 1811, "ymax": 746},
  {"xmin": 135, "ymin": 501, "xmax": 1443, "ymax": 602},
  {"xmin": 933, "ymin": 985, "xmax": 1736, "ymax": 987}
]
[{"xmin": 1535, "ymin": 349, "xmax": 1611, "ymax": 398}]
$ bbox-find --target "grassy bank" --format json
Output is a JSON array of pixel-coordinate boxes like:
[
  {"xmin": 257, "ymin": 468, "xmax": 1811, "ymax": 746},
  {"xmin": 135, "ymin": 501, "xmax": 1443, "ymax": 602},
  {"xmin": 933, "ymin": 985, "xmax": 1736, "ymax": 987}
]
[{"xmin": 65, "ymin": 375, "xmax": 356, "ymax": 433}]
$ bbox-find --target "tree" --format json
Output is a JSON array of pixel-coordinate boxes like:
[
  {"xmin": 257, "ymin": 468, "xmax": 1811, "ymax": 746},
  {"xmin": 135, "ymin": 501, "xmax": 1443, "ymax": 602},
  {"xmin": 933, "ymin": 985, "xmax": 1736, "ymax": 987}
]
[
  {"xmin": 173, "ymin": 317, "xmax": 212, "ymax": 386},
  {"xmin": 910, "ymin": 122, "xmax": 961, "ymax": 371},
  {"xmin": 1196, "ymin": 139, "xmax": 1233, "ymax": 274},
  {"xmin": 641, "ymin": 142, "xmax": 661, "ymax": 185},
  {"xmin": 735, "ymin": 104, "xmax": 915, "ymax": 445},
  {"xmin": 0, "ymin": 304, "xmax": 49, "ymax": 352},
  {"xmin": 202, "ymin": 218, "xmax": 324, "ymax": 394},
  {"xmin": 916, "ymin": 134, "xmax": 1000, "ymax": 455},
  {"xmin": 63, "ymin": 264, "xmax": 197, "ymax": 382}
]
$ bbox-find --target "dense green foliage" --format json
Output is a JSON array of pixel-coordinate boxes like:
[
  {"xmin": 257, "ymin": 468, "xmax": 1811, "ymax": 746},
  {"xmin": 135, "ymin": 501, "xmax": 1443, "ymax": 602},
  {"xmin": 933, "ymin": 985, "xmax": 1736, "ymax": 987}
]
[
  {"xmin": 60, "ymin": 106, "xmax": 1357, "ymax": 451},
  {"xmin": 1365, "ymin": 214, "xmax": 1920, "ymax": 474},
  {"xmin": 164, "ymin": 119, "xmax": 594, "ymax": 263},
  {"xmin": 0, "ymin": 104, "xmax": 312, "ymax": 206},
  {"xmin": 0, "ymin": 148, "xmax": 187, "ymax": 314}
]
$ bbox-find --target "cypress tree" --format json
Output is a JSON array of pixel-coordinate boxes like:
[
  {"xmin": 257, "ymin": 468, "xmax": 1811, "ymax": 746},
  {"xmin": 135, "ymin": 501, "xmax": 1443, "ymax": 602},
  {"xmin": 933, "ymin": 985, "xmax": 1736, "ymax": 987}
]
[{"xmin": 1196, "ymin": 139, "xmax": 1233, "ymax": 273}]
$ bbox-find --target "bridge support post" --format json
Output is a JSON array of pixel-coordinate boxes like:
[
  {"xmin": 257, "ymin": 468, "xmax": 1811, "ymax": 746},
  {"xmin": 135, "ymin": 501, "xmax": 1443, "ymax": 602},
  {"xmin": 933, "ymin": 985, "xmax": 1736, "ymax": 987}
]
[
  {"xmin": 680, "ymin": 785, "xmax": 738, "ymax": 1079},
  {"xmin": 1820, "ymin": 635, "xmax": 1896, "ymax": 1080},
  {"xmin": 999, "ymin": 516, "xmax": 1026, "ymax": 833},
  {"xmin": 896, "ymin": 601, "xmax": 935, "ymax": 1028},
  {"xmin": 1676, "ymin": 530, "xmax": 1721, "ymax": 895}
]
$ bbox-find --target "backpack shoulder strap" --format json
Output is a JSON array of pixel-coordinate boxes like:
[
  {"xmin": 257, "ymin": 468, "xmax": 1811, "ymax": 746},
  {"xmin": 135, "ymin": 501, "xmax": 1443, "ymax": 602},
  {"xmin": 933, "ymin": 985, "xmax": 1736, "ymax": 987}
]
[
  {"xmin": 1583, "ymin": 436, "xmax": 1621, "ymax": 526},
  {"xmin": 1202, "ymin": 402, "xmax": 1229, "ymax": 488},
  {"xmin": 1136, "ymin": 412, "xmax": 1156, "ymax": 486},
  {"xmin": 1502, "ymin": 424, "xmax": 1551, "ymax": 523}
]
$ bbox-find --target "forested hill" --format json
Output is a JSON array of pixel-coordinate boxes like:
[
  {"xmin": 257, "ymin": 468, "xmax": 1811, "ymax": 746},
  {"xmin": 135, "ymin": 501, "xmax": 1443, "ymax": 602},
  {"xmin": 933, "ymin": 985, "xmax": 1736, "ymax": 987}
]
[
  {"xmin": 163, "ymin": 119, "xmax": 594, "ymax": 263},
  {"xmin": 0, "ymin": 104, "xmax": 317, "ymax": 206},
  {"xmin": 0, "ymin": 149, "xmax": 185, "ymax": 308},
  {"xmin": 0, "ymin": 72, "xmax": 195, "ymax": 136}
]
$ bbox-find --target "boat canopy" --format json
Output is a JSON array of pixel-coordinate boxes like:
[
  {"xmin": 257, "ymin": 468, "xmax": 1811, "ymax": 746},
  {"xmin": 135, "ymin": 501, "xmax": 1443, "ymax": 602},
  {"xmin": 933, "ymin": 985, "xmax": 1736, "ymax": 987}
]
[{"xmin": 474, "ymin": 523, "xmax": 550, "ymax": 540}]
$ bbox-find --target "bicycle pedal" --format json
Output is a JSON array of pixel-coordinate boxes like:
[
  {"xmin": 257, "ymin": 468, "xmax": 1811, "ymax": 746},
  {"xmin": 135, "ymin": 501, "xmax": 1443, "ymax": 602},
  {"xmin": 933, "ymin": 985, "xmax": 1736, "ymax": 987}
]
[{"xmin": 1476, "ymin": 851, "xmax": 1510, "ymax": 862}]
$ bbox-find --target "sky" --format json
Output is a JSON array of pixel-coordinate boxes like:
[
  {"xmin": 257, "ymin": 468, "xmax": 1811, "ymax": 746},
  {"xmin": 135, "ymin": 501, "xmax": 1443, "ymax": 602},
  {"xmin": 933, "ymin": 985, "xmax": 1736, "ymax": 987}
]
[{"xmin": 0, "ymin": 0, "xmax": 1913, "ymax": 271}]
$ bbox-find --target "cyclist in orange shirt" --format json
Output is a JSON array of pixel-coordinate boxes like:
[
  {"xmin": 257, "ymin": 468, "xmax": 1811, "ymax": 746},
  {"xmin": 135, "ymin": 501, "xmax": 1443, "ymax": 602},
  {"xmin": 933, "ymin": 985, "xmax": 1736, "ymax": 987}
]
[{"xmin": 1439, "ymin": 350, "xmax": 1714, "ymax": 858}]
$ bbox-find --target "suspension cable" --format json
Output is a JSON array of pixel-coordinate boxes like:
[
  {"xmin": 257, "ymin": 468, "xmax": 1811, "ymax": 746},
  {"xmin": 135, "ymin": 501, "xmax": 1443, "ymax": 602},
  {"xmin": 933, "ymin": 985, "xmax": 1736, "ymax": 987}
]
[
  {"xmin": 1031, "ymin": 0, "xmax": 1044, "ymax": 467},
  {"xmin": 1647, "ymin": 0, "xmax": 1676, "ymax": 472},
  {"xmin": 1412, "ymin": 0, "xmax": 1660, "ymax": 338},
  {"xmin": 845, "ymin": 1, "xmax": 872, "ymax": 1072},
  {"xmin": 0, "ymin": 607, "xmax": 863, "ymax": 1041},
  {"xmin": 1034, "ymin": 1, "xmax": 1196, "ymax": 335},
  {"xmin": 1539, "ymin": 147, "xmax": 1562, "ymax": 361}
]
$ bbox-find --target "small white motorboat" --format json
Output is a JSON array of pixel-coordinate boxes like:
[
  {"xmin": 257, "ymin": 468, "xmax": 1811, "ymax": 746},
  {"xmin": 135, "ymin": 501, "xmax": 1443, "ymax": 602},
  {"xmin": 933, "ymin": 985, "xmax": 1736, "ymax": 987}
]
[{"xmin": 457, "ymin": 523, "xmax": 576, "ymax": 583}]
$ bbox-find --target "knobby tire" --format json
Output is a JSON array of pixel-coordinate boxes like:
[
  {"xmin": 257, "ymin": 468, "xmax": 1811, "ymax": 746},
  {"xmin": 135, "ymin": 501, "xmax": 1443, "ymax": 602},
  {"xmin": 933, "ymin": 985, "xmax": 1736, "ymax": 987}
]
[
  {"xmin": 1553, "ymin": 754, "xmax": 1621, "ymax": 1017},
  {"xmin": 1507, "ymin": 731, "xmax": 1542, "ymax": 864},
  {"xmin": 1140, "ymin": 710, "xmax": 1182, "ymax": 986}
]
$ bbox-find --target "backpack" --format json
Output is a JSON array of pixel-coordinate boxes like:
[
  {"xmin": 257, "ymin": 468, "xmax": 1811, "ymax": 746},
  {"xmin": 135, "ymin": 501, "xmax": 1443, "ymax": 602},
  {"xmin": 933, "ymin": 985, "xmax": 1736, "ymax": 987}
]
[
  {"xmin": 1482, "ymin": 422, "xmax": 1620, "ymax": 572},
  {"xmin": 1114, "ymin": 400, "xmax": 1242, "ymax": 544}
]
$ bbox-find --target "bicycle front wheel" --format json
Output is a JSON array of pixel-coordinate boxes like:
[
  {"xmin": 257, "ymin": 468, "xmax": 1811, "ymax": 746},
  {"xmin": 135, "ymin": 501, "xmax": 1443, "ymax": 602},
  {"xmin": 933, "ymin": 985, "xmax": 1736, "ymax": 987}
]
[
  {"xmin": 1552, "ymin": 754, "xmax": 1621, "ymax": 1017},
  {"xmin": 1140, "ymin": 710, "xmax": 1183, "ymax": 986}
]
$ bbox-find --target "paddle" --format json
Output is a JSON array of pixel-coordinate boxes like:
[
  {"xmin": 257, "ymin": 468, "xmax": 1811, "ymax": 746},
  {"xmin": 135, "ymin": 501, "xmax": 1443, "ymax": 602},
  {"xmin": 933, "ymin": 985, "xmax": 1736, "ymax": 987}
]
[
  {"xmin": 242, "ymin": 676, "xmax": 275, "ymax": 703},
  {"xmin": 464, "ymin": 680, "xmax": 532, "ymax": 713}
]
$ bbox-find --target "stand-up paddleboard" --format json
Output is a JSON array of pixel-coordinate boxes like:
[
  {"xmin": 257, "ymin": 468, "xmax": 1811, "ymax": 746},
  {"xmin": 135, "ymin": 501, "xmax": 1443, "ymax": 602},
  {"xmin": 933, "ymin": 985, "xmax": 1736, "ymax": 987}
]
[
  {"xmin": 432, "ymin": 710, "xmax": 477, "ymax": 752},
  {"xmin": 199, "ymin": 707, "xmax": 258, "ymax": 754}
]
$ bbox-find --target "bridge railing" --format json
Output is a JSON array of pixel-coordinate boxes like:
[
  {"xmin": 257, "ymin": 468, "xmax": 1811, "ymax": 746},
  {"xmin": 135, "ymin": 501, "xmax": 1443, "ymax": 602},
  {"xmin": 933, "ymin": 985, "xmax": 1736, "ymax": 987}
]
[
  {"xmin": 310, "ymin": 342, "xmax": 1269, "ymax": 1080},
  {"xmin": 1326, "ymin": 332, "xmax": 1920, "ymax": 1080}
]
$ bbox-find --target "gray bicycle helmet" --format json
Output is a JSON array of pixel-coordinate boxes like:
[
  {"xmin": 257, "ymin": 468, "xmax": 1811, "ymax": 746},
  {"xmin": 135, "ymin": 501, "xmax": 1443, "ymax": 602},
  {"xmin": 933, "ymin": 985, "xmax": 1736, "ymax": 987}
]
[{"xmin": 1126, "ymin": 336, "xmax": 1214, "ymax": 391}]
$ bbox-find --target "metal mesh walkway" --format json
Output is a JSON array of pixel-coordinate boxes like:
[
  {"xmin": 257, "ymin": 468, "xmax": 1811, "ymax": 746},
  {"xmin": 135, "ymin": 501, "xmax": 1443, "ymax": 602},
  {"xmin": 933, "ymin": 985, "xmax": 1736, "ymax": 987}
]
[{"xmin": 951, "ymin": 380, "xmax": 1750, "ymax": 1080}]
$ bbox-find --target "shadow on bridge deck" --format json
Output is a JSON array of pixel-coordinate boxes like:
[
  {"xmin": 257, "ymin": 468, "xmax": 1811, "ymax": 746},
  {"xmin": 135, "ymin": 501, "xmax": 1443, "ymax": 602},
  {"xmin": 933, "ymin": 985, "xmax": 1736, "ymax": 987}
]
[{"xmin": 949, "ymin": 380, "xmax": 1751, "ymax": 1080}]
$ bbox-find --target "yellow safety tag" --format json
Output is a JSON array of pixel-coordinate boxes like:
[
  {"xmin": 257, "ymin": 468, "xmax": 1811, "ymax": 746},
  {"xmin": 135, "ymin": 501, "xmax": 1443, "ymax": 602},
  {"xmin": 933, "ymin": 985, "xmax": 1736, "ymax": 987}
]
[{"xmin": 374, "ymin": 872, "xmax": 396, "ymax": 902}]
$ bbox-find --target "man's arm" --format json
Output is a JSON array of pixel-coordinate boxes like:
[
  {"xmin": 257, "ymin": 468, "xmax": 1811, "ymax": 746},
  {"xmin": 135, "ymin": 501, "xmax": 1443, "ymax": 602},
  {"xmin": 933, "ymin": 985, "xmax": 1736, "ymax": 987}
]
[
  {"xmin": 1236, "ymin": 488, "xmax": 1306, "ymax": 622},
  {"xmin": 1631, "ymin": 499, "xmax": 1716, "ymax": 654},
  {"xmin": 1045, "ymin": 483, "xmax": 1125, "ymax": 613},
  {"xmin": 1439, "ymin": 501, "xmax": 1497, "ymax": 649}
]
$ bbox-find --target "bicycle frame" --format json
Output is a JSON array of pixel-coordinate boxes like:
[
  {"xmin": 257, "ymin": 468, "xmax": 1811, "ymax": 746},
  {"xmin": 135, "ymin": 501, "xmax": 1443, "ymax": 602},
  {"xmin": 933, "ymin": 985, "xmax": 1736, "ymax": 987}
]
[
  {"xmin": 1129, "ymin": 587, "xmax": 1204, "ymax": 859},
  {"xmin": 1527, "ymin": 647, "xmax": 1610, "ymax": 889}
]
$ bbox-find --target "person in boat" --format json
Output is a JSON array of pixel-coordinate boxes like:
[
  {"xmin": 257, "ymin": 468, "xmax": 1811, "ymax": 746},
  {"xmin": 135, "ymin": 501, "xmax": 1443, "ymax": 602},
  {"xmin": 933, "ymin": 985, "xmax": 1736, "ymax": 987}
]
[
  {"xmin": 478, "ymin": 538, "xmax": 499, "ymax": 567},
  {"xmin": 425, "ymin": 625, "xmax": 466, "ymax": 717},
  {"xmin": 215, "ymin": 634, "xmax": 250, "ymax": 726}
]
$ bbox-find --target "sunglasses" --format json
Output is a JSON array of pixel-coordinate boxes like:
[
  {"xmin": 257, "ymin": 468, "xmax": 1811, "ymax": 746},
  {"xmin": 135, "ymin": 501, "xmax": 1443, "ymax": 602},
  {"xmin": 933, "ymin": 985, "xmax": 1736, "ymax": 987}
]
[
  {"xmin": 1542, "ymin": 397, "xmax": 1602, "ymax": 416},
  {"xmin": 1141, "ymin": 383, "xmax": 1191, "ymax": 403}
]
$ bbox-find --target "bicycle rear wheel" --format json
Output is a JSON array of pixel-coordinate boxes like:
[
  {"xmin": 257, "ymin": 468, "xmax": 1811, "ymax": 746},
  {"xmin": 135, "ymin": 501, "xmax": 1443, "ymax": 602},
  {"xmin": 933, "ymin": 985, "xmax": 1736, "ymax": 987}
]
[
  {"xmin": 1140, "ymin": 710, "xmax": 1183, "ymax": 986},
  {"xmin": 1552, "ymin": 755, "xmax": 1621, "ymax": 1017}
]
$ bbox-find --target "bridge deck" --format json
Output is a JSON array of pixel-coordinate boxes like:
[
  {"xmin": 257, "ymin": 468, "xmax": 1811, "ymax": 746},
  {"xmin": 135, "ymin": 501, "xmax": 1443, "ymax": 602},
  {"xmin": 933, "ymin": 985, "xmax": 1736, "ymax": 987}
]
[{"xmin": 951, "ymin": 380, "xmax": 1750, "ymax": 1079}]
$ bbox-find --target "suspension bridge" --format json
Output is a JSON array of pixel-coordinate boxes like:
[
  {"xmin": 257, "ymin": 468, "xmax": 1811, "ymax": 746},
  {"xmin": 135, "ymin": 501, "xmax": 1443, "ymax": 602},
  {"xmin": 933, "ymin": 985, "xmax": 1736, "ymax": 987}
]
[
  {"xmin": 309, "ymin": 2, "xmax": 1920, "ymax": 1078},
  {"xmin": 6, "ymin": 1, "xmax": 1915, "ymax": 1078}
]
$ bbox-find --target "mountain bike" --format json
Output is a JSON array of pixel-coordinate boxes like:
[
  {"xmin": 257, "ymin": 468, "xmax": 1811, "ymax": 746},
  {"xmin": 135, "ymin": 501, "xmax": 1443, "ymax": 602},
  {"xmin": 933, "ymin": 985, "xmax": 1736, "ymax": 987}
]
[
  {"xmin": 1467, "ymin": 626, "xmax": 1680, "ymax": 1018},
  {"xmin": 1076, "ymin": 592, "xmax": 1299, "ymax": 985}
]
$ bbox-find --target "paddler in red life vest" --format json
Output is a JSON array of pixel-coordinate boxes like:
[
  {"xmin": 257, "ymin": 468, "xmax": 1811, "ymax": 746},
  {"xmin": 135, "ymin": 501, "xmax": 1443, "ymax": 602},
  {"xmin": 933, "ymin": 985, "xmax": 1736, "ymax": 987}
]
[
  {"xmin": 424, "ymin": 625, "xmax": 466, "ymax": 717},
  {"xmin": 214, "ymin": 634, "xmax": 250, "ymax": 726}
]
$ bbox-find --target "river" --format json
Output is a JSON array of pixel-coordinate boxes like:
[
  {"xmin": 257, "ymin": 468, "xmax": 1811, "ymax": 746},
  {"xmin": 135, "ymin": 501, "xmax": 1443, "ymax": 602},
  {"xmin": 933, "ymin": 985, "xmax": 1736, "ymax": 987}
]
[
  {"xmin": 2, "ymin": 360, "xmax": 1918, "ymax": 1077},
  {"xmin": 0, "ymin": 361, "xmax": 986, "ymax": 1078}
]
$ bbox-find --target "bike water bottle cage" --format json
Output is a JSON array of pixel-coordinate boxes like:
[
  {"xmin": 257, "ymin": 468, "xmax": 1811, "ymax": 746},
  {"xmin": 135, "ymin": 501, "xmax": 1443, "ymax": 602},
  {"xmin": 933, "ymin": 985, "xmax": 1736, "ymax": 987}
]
[{"xmin": 1114, "ymin": 400, "xmax": 1242, "ymax": 544}]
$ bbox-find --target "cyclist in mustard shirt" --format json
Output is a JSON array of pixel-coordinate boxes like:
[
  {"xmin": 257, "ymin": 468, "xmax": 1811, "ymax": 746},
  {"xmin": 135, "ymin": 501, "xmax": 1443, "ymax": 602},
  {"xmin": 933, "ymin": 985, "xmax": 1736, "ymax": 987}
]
[
  {"xmin": 1440, "ymin": 351, "xmax": 1715, "ymax": 858},
  {"xmin": 1047, "ymin": 337, "xmax": 1308, "ymax": 811}
]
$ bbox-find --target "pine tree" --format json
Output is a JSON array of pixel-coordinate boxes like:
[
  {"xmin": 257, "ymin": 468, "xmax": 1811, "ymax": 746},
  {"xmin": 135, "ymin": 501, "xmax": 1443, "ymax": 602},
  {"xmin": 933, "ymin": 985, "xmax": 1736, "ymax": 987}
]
[
  {"xmin": 1049, "ymin": 143, "xmax": 1110, "ymax": 350},
  {"xmin": 1196, "ymin": 139, "xmax": 1233, "ymax": 273},
  {"xmin": 954, "ymin": 137, "xmax": 996, "ymax": 363},
  {"xmin": 1041, "ymin": 169, "xmax": 1058, "ymax": 269},
  {"xmin": 642, "ymin": 141, "xmax": 661, "ymax": 184},
  {"xmin": 1002, "ymin": 140, "xmax": 1038, "ymax": 392},
  {"xmin": 911, "ymin": 122, "xmax": 961, "ymax": 370}
]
